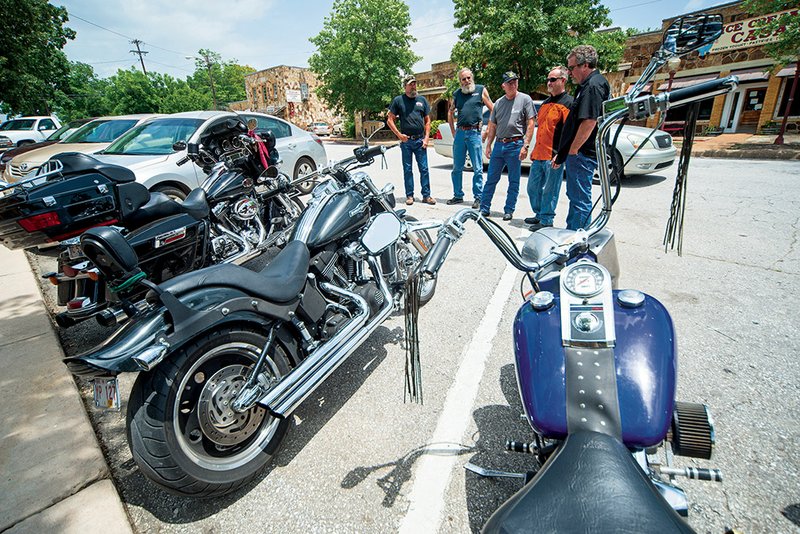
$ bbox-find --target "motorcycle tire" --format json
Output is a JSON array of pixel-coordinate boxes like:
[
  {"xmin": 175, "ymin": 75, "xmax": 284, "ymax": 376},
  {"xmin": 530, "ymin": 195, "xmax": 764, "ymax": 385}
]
[
  {"xmin": 126, "ymin": 326, "xmax": 293, "ymax": 497},
  {"xmin": 403, "ymin": 215, "xmax": 437, "ymax": 306}
]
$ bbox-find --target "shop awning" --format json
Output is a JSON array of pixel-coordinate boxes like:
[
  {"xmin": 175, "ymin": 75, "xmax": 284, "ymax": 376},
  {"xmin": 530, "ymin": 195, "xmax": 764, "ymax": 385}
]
[
  {"xmin": 729, "ymin": 67, "xmax": 771, "ymax": 83},
  {"xmin": 776, "ymin": 63, "xmax": 797, "ymax": 77},
  {"xmin": 657, "ymin": 73, "xmax": 718, "ymax": 91}
]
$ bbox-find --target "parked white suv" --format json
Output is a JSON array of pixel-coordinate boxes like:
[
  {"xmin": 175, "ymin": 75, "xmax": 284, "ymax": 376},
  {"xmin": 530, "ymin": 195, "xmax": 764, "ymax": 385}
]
[{"xmin": 0, "ymin": 116, "xmax": 61, "ymax": 150}]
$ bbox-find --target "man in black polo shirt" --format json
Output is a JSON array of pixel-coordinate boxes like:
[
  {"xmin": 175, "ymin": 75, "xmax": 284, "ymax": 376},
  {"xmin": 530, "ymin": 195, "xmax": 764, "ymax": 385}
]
[
  {"xmin": 554, "ymin": 45, "xmax": 610, "ymax": 230},
  {"xmin": 388, "ymin": 75, "xmax": 435, "ymax": 206}
]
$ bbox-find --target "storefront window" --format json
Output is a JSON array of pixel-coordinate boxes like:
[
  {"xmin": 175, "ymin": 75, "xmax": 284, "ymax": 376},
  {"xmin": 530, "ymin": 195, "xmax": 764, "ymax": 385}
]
[
  {"xmin": 775, "ymin": 80, "xmax": 800, "ymax": 118},
  {"xmin": 665, "ymin": 98, "xmax": 715, "ymax": 121}
]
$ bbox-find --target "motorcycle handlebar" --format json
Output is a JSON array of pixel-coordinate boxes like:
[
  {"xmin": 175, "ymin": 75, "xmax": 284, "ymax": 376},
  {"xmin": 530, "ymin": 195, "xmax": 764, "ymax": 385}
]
[
  {"xmin": 420, "ymin": 233, "xmax": 454, "ymax": 278},
  {"xmin": 663, "ymin": 75, "xmax": 739, "ymax": 109},
  {"xmin": 354, "ymin": 144, "xmax": 389, "ymax": 162}
]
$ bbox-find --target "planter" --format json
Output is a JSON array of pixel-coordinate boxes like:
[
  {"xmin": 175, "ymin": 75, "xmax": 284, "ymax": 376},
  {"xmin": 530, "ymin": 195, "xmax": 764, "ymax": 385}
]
[{"xmin": 760, "ymin": 127, "xmax": 780, "ymax": 135}]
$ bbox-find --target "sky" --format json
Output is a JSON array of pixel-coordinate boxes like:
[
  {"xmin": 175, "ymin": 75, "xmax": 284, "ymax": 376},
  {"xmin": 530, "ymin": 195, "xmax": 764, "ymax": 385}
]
[{"xmin": 53, "ymin": 0, "xmax": 731, "ymax": 80}]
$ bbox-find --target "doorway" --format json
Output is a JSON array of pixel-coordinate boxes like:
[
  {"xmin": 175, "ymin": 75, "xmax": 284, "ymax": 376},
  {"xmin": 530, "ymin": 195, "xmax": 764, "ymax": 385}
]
[{"xmin": 722, "ymin": 85, "xmax": 768, "ymax": 133}]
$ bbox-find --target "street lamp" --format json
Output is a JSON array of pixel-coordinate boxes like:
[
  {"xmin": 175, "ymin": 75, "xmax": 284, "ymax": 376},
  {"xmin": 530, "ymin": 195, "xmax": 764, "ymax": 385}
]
[
  {"xmin": 663, "ymin": 56, "xmax": 682, "ymax": 126},
  {"xmin": 186, "ymin": 53, "xmax": 219, "ymax": 110}
]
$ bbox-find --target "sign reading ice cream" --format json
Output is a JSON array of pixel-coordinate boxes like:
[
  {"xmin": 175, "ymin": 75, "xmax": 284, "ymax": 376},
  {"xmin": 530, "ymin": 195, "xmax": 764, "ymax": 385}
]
[{"xmin": 710, "ymin": 8, "xmax": 797, "ymax": 53}]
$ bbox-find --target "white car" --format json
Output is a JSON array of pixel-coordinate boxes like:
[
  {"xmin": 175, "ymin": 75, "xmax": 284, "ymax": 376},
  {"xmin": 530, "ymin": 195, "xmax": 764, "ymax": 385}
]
[
  {"xmin": 0, "ymin": 116, "xmax": 61, "ymax": 149},
  {"xmin": 92, "ymin": 111, "xmax": 327, "ymax": 199},
  {"xmin": 434, "ymin": 102, "xmax": 676, "ymax": 178},
  {"xmin": 308, "ymin": 122, "xmax": 331, "ymax": 136}
]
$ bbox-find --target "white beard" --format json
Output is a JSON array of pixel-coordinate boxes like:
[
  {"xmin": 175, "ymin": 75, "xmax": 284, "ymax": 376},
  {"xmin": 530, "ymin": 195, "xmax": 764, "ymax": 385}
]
[
  {"xmin": 461, "ymin": 83, "xmax": 476, "ymax": 94},
  {"xmin": 407, "ymin": 90, "xmax": 418, "ymax": 97}
]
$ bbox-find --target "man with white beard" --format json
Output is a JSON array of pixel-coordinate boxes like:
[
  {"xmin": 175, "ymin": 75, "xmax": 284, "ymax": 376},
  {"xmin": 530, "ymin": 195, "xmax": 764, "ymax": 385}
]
[{"xmin": 446, "ymin": 68, "xmax": 493, "ymax": 208}]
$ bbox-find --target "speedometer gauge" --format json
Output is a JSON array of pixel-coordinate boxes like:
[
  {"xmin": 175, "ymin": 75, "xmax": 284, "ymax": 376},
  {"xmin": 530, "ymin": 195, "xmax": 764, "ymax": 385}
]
[{"xmin": 563, "ymin": 263, "xmax": 605, "ymax": 297}]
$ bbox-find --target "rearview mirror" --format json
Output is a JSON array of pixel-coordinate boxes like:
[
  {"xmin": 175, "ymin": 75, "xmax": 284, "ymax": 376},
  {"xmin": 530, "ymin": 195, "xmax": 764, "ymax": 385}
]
[
  {"xmin": 361, "ymin": 212, "xmax": 401, "ymax": 255},
  {"xmin": 172, "ymin": 141, "xmax": 187, "ymax": 152},
  {"xmin": 662, "ymin": 14, "xmax": 723, "ymax": 55},
  {"xmin": 361, "ymin": 120, "xmax": 385, "ymax": 141}
]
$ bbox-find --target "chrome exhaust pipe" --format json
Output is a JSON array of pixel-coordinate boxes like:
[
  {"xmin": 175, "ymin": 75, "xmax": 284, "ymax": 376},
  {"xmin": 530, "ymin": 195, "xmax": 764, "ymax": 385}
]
[
  {"xmin": 132, "ymin": 341, "xmax": 170, "ymax": 371},
  {"xmin": 260, "ymin": 257, "xmax": 394, "ymax": 417}
]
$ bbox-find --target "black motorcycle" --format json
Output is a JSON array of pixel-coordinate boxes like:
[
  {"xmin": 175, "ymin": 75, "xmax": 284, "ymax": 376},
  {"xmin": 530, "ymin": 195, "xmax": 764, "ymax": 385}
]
[
  {"xmin": 0, "ymin": 117, "xmax": 305, "ymax": 327},
  {"xmin": 64, "ymin": 122, "xmax": 440, "ymax": 497}
]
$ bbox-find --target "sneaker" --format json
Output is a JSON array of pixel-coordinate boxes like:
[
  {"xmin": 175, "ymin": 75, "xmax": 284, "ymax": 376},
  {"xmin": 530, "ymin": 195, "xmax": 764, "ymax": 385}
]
[
  {"xmin": 471, "ymin": 199, "xmax": 480, "ymax": 209},
  {"xmin": 529, "ymin": 222, "xmax": 553, "ymax": 232},
  {"xmin": 423, "ymin": 197, "xmax": 436, "ymax": 205},
  {"xmin": 524, "ymin": 217, "xmax": 540, "ymax": 225},
  {"xmin": 446, "ymin": 197, "xmax": 464, "ymax": 205},
  {"xmin": 503, "ymin": 212, "xmax": 513, "ymax": 221},
  {"xmin": 406, "ymin": 197, "xmax": 414, "ymax": 205}
]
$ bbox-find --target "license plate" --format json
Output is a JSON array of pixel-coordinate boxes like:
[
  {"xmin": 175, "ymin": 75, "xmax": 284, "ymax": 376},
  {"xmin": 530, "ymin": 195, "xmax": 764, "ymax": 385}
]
[
  {"xmin": 68, "ymin": 244, "xmax": 83, "ymax": 260},
  {"xmin": 93, "ymin": 377, "xmax": 121, "ymax": 410}
]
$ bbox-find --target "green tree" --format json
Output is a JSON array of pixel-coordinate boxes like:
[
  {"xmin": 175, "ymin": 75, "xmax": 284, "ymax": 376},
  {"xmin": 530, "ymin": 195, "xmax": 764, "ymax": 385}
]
[
  {"xmin": 187, "ymin": 49, "xmax": 255, "ymax": 109},
  {"xmin": 54, "ymin": 62, "xmax": 113, "ymax": 121},
  {"xmin": 308, "ymin": 0, "xmax": 420, "ymax": 116},
  {"xmin": 161, "ymin": 77, "xmax": 212, "ymax": 113},
  {"xmin": 451, "ymin": 0, "xmax": 627, "ymax": 98},
  {"xmin": 104, "ymin": 68, "xmax": 163, "ymax": 114},
  {"xmin": 0, "ymin": 0, "xmax": 75, "ymax": 115}
]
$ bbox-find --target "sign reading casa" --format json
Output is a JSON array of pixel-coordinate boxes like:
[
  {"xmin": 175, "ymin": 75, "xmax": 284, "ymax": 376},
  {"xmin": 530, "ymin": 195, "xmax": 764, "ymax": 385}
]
[{"xmin": 710, "ymin": 8, "xmax": 797, "ymax": 53}]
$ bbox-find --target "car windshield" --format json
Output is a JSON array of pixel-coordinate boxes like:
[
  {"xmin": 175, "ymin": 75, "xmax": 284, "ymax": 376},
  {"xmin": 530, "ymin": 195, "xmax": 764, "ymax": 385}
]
[
  {"xmin": 0, "ymin": 119, "xmax": 36, "ymax": 131},
  {"xmin": 103, "ymin": 118, "xmax": 205, "ymax": 155},
  {"xmin": 47, "ymin": 120, "xmax": 86, "ymax": 141},
  {"xmin": 63, "ymin": 119, "xmax": 138, "ymax": 143}
]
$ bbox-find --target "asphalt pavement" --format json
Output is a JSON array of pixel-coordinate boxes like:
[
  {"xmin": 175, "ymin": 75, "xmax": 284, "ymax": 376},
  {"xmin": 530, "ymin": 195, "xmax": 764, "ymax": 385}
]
[{"xmin": 22, "ymin": 143, "xmax": 800, "ymax": 533}]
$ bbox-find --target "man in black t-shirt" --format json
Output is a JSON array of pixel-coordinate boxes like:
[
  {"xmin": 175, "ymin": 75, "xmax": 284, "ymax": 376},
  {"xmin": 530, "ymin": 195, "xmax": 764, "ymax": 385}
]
[
  {"xmin": 388, "ymin": 75, "xmax": 435, "ymax": 206},
  {"xmin": 554, "ymin": 45, "xmax": 610, "ymax": 230}
]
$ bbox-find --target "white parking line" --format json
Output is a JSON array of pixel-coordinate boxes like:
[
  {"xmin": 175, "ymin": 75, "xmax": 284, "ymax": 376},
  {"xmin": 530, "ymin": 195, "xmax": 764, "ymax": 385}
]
[{"xmin": 399, "ymin": 257, "xmax": 519, "ymax": 534}]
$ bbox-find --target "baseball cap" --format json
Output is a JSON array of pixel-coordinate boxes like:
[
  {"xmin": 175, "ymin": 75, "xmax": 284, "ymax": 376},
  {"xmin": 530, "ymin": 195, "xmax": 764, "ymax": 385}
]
[
  {"xmin": 502, "ymin": 71, "xmax": 519, "ymax": 83},
  {"xmin": 403, "ymin": 75, "xmax": 417, "ymax": 86}
]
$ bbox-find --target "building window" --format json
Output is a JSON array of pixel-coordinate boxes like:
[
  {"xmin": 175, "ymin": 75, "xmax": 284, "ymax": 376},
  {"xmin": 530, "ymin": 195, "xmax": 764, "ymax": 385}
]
[
  {"xmin": 273, "ymin": 83, "xmax": 279, "ymax": 100},
  {"xmin": 775, "ymin": 79, "xmax": 800, "ymax": 118},
  {"xmin": 300, "ymin": 83, "xmax": 309, "ymax": 100},
  {"xmin": 262, "ymin": 86, "xmax": 268, "ymax": 103},
  {"xmin": 665, "ymin": 98, "xmax": 715, "ymax": 122}
]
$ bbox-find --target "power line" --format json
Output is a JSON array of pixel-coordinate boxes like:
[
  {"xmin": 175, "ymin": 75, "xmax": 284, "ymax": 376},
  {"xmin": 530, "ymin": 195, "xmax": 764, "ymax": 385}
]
[
  {"xmin": 148, "ymin": 59, "xmax": 194, "ymax": 73},
  {"xmin": 68, "ymin": 12, "xmax": 134, "ymax": 41},
  {"xmin": 610, "ymin": 0, "xmax": 662, "ymax": 11}
]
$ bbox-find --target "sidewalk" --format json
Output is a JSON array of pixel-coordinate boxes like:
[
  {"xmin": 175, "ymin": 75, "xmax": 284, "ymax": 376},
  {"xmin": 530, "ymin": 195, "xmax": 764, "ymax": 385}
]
[
  {"xmin": 0, "ymin": 246, "xmax": 132, "ymax": 533},
  {"xmin": 680, "ymin": 132, "xmax": 800, "ymax": 160}
]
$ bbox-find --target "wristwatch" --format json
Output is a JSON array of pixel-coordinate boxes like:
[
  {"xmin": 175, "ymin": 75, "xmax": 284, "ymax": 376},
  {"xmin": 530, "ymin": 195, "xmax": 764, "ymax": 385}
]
[{"xmin": 523, "ymin": 144, "xmax": 530, "ymax": 149}]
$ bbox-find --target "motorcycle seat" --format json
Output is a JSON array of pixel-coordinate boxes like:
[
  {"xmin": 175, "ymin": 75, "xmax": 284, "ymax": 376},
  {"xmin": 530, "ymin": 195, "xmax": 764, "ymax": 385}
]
[
  {"xmin": 158, "ymin": 240, "xmax": 310, "ymax": 304},
  {"xmin": 180, "ymin": 188, "xmax": 210, "ymax": 220},
  {"xmin": 482, "ymin": 431, "xmax": 695, "ymax": 534},
  {"xmin": 51, "ymin": 152, "xmax": 136, "ymax": 183},
  {"xmin": 126, "ymin": 189, "xmax": 210, "ymax": 229}
]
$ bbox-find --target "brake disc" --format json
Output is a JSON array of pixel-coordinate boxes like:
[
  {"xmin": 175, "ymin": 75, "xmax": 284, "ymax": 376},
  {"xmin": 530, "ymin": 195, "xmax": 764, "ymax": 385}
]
[{"xmin": 198, "ymin": 364, "xmax": 267, "ymax": 446}]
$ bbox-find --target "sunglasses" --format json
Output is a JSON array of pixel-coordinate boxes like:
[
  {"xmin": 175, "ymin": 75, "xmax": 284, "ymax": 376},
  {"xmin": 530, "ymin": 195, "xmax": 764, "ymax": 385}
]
[{"xmin": 546, "ymin": 77, "xmax": 563, "ymax": 83}]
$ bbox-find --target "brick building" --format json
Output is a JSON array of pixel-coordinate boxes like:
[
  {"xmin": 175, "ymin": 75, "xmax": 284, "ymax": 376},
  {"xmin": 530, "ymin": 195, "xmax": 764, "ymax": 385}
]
[
  {"xmin": 414, "ymin": 60, "xmax": 458, "ymax": 121},
  {"xmin": 608, "ymin": 1, "xmax": 798, "ymax": 134},
  {"xmin": 243, "ymin": 66, "xmax": 337, "ymax": 129}
]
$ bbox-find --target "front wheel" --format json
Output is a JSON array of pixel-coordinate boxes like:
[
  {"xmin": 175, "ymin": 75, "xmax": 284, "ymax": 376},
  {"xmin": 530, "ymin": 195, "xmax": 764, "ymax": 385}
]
[
  {"xmin": 293, "ymin": 157, "xmax": 316, "ymax": 195},
  {"xmin": 127, "ymin": 326, "xmax": 292, "ymax": 497}
]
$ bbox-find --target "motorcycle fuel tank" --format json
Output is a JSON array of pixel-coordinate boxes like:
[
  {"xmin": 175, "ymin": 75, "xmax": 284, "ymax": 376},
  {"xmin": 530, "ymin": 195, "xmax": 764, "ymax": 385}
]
[
  {"xmin": 299, "ymin": 189, "xmax": 370, "ymax": 250},
  {"xmin": 513, "ymin": 290, "xmax": 677, "ymax": 449},
  {"xmin": 203, "ymin": 168, "xmax": 252, "ymax": 203}
]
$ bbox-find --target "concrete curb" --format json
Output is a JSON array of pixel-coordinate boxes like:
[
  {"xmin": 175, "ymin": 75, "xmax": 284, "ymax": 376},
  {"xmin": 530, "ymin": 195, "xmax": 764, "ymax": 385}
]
[
  {"xmin": 694, "ymin": 148, "xmax": 800, "ymax": 160},
  {"xmin": 0, "ymin": 246, "xmax": 132, "ymax": 534}
]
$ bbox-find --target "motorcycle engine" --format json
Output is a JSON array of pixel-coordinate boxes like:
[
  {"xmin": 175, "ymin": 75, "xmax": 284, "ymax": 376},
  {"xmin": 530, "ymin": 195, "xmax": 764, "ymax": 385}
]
[{"xmin": 233, "ymin": 197, "xmax": 259, "ymax": 221}]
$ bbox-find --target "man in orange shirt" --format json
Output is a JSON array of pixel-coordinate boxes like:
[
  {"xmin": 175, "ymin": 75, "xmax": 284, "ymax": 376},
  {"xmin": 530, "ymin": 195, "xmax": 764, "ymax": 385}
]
[{"xmin": 526, "ymin": 66, "xmax": 573, "ymax": 231}]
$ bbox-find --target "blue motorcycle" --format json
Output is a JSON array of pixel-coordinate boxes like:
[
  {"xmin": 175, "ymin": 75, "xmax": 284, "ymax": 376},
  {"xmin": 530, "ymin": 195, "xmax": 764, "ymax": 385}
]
[{"xmin": 421, "ymin": 14, "xmax": 737, "ymax": 533}]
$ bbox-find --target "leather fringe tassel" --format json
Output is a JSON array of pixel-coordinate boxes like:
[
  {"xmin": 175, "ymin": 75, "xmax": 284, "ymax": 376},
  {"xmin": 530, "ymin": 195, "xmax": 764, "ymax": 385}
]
[
  {"xmin": 403, "ymin": 272, "xmax": 423, "ymax": 404},
  {"xmin": 664, "ymin": 101, "xmax": 700, "ymax": 256}
]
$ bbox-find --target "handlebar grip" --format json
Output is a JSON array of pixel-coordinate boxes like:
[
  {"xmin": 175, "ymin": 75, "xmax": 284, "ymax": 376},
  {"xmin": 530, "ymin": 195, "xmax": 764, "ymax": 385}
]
[
  {"xmin": 421, "ymin": 234, "xmax": 454, "ymax": 277},
  {"xmin": 666, "ymin": 75, "xmax": 738, "ymax": 108},
  {"xmin": 176, "ymin": 156, "xmax": 190, "ymax": 167},
  {"xmin": 354, "ymin": 144, "xmax": 386, "ymax": 162}
]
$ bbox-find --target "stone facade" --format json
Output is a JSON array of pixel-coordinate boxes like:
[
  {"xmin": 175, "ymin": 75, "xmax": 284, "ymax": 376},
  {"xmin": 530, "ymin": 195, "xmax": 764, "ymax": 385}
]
[
  {"xmin": 414, "ymin": 60, "xmax": 457, "ymax": 121},
  {"xmin": 243, "ymin": 66, "xmax": 337, "ymax": 129},
  {"xmin": 617, "ymin": 1, "xmax": 798, "ymax": 134}
]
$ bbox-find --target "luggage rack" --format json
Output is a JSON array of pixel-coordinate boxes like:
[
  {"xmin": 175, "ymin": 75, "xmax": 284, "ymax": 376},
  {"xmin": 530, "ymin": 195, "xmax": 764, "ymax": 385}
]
[{"xmin": 0, "ymin": 159, "xmax": 65, "ymax": 193}]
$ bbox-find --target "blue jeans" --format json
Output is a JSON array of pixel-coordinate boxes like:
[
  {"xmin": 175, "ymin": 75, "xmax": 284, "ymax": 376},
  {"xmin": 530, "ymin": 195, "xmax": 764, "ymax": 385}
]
[
  {"xmin": 527, "ymin": 159, "xmax": 564, "ymax": 226},
  {"xmin": 451, "ymin": 129, "xmax": 483, "ymax": 200},
  {"xmin": 565, "ymin": 153, "xmax": 597, "ymax": 230},
  {"xmin": 480, "ymin": 140, "xmax": 523, "ymax": 215},
  {"xmin": 400, "ymin": 138, "xmax": 431, "ymax": 198}
]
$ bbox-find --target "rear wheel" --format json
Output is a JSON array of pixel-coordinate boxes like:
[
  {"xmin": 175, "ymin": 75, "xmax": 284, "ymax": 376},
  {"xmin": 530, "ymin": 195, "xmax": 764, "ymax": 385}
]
[
  {"xmin": 294, "ymin": 157, "xmax": 316, "ymax": 195},
  {"xmin": 127, "ymin": 326, "xmax": 292, "ymax": 497},
  {"xmin": 152, "ymin": 184, "xmax": 188, "ymax": 201}
]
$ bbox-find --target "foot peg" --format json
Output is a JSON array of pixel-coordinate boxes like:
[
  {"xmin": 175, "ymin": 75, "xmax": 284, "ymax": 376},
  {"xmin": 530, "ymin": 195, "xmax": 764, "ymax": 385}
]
[{"xmin": 464, "ymin": 462, "xmax": 528, "ymax": 480}]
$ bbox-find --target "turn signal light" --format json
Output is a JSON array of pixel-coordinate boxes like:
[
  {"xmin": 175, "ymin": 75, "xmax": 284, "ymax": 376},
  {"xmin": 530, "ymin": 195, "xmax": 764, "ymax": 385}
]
[
  {"xmin": 19, "ymin": 211, "xmax": 61, "ymax": 232},
  {"xmin": 87, "ymin": 271, "xmax": 100, "ymax": 281}
]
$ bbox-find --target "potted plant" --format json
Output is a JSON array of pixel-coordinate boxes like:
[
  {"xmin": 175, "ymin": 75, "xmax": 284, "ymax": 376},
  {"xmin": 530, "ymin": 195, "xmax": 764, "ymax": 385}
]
[
  {"xmin": 760, "ymin": 121, "xmax": 780, "ymax": 135},
  {"xmin": 701, "ymin": 125, "xmax": 723, "ymax": 136}
]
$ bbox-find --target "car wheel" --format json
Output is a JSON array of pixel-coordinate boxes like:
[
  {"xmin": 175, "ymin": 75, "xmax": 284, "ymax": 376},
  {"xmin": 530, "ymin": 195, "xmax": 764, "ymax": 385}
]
[
  {"xmin": 293, "ymin": 157, "xmax": 316, "ymax": 195},
  {"xmin": 593, "ymin": 150, "xmax": 624, "ymax": 187},
  {"xmin": 152, "ymin": 184, "xmax": 188, "ymax": 201}
]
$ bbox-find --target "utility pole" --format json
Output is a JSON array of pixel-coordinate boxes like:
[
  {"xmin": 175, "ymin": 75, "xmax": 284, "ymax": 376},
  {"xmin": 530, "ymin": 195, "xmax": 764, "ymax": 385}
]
[
  {"xmin": 186, "ymin": 52, "xmax": 219, "ymax": 110},
  {"xmin": 130, "ymin": 39, "xmax": 148, "ymax": 75}
]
